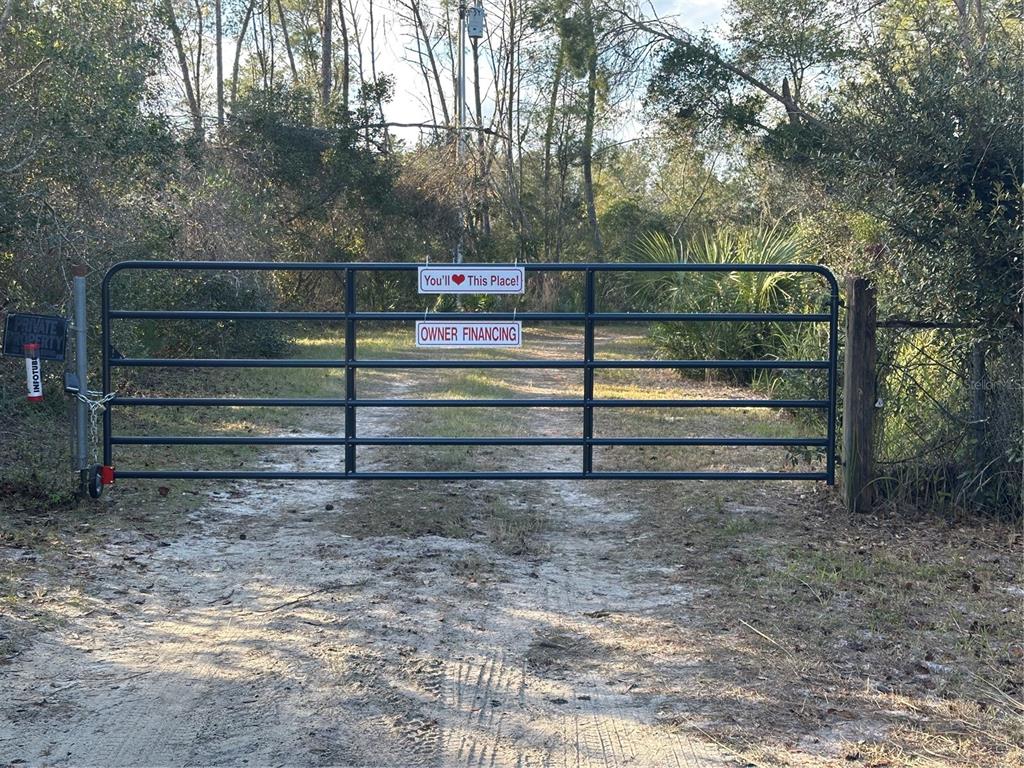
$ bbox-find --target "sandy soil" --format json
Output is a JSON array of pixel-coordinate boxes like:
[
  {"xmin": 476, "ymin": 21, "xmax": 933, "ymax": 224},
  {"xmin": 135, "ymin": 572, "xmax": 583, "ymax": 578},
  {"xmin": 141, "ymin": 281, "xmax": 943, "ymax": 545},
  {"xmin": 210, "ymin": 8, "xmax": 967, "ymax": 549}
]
[
  {"xmin": 0, "ymin": 367, "xmax": 739, "ymax": 766},
  {"xmin": 4, "ymin": 333, "xmax": 1018, "ymax": 767}
]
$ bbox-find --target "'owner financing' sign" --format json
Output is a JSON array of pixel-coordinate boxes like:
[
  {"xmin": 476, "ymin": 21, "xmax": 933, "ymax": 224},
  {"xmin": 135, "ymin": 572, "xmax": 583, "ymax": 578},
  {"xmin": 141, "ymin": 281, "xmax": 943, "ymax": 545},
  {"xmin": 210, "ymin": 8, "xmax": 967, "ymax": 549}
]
[
  {"xmin": 416, "ymin": 321, "xmax": 522, "ymax": 348},
  {"xmin": 418, "ymin": 265, "xmax": 525, "ymax": 294}
]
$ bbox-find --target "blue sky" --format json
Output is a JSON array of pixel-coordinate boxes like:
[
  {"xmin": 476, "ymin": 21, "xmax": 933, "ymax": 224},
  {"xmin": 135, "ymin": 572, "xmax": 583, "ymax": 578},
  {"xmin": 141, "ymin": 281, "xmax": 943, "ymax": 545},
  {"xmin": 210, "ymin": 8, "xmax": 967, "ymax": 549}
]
[{"xmin": 654, "ymin": 0, "xmax": 728, "ymax": 29}]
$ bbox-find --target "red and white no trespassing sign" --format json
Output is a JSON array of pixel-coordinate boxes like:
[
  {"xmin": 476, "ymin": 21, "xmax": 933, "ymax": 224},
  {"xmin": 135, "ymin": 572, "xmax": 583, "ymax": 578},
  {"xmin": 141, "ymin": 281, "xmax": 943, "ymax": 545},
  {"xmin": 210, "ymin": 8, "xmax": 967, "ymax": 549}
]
[
  {"xmin": 415, "ymin": 321, "xmax": 522, "ymax": 348},
  {"xmin": 418, "ymin": 265, "xmax": 525, "ymax": 294}
]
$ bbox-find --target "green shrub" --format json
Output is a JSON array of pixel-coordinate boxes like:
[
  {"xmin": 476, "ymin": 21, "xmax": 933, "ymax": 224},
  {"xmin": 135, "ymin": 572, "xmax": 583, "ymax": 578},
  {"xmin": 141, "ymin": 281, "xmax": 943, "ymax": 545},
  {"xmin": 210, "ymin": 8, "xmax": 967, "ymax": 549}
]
[
  {"xmin": 873, "ymin": 331, "xmax": 1023, "ymax": 518},
  {"xmin": 111, "ymin": 271, "xmax": 289, "ymax": 359}
]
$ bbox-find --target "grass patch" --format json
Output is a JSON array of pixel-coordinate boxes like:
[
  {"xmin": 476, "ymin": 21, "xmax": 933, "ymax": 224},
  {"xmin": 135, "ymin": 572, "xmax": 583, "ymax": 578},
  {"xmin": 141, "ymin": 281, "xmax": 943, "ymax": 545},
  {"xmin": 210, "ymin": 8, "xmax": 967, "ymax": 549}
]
[
  {"xmin": 328, "ymin": 484, "xmax": 474, "ymax": 539},
  {"xmin": 626, "ymin": 482, "xmax": 1023, "ymax": 765},
  {"xmin": 450, "ymin": 551, "xmax": 497, "ymax": 583},
  {"xmin": 526, "ymin": 628, "xmax": 605, "ymax": 674},
  {"xmin": 485, "ymin": 501, "xmax": 548, "ymax": 555}
]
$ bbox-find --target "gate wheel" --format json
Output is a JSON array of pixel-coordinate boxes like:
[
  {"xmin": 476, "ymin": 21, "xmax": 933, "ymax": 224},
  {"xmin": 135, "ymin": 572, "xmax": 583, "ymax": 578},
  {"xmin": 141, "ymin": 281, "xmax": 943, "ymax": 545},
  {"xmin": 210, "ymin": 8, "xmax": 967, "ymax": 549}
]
[{"xmin": 87, "ymin": 465, "xmax": 103, "ymax": 499}]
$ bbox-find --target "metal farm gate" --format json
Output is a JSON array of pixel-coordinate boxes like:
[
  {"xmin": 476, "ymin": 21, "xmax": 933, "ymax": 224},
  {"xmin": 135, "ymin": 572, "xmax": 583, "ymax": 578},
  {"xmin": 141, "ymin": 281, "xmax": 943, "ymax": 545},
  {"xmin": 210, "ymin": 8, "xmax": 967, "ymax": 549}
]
[{"xmin": 97, "ymin": 261, "xmax": 839, "ymax": 487}]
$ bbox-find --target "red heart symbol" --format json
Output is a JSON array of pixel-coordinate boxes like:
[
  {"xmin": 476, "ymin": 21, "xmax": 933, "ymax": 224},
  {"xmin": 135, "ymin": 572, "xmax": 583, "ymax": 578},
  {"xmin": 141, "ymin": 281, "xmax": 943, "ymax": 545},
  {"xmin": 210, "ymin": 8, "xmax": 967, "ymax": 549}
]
[{"xmin": 452, "ymin": 274, "xmax": 466, "ymax": 285}]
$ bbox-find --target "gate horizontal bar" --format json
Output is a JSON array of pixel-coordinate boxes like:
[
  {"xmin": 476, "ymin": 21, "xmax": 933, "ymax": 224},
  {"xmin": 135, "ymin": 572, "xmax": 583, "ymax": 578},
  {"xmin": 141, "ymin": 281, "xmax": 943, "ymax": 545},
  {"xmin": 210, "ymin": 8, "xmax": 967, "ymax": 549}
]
[
  {"xmin": 110, "ymin": 435, "xmax": 828, "ymax": 447},
  {"xmin": 361, "ymin": 436, "xmax": 830, "ymax": 447},
  {"xmin": 111, "ymin": 396, "xmax": 830, "ymax": 409},
  {"xmin": 112, "ymin": 435, "xmax": 351, "ymax": 446},
  {"xmin": 351, "ymin": 311, "xmax": 830, "ymax": 322},
  {"xmin": 346, "ymin": 359, "xmax": 827, "ymax": 370},
  {"xmin": 334, "ymin": 398, "xmax": 831, "ymax": 409},
  {"xmin": 114, "ymin": 470, "xmax": 829, "ymax": 481},
  {"xmin": 599, "ymin": 312, "xmax": 830, "ymax": 322},
  {"xmin": 113, "ymin": 358, "xmax": 348, "ymax": 368},
  {"xmin": 112, "ymin": 397, "xmax": 351, "ymax": 406},
  {"xmin": 104, "ymin": 259, "xmax": 839, "ymax": 279},
  {"xmin": 109, "ymin": 357, "xmax": 830, "ymax": 370},
  {"xmin": 109, "ymin": 309, "xmax": 830, "ymax": 323},
  {"xmin": 110, "ymin": 310, "xmax": 351, "ymax": 321}
]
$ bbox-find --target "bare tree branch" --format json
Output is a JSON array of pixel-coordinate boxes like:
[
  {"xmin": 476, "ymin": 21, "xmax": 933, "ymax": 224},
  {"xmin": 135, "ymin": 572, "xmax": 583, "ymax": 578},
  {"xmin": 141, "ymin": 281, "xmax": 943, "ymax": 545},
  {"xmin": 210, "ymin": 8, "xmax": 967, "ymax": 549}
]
[
  {"xmin": 615, "ymin": 8, "xmax": 827, "ymax": 128},
  {"xmin": 369, "ymin": 121, "xmax": 506, "ymax": 140},
  {"xmin": 1, "ymin": 136, "xmax": 46, "ymax": 174},
  {"xmin": 162, "ymin": 0, "xmax": 203, "ymax": 137},
  {"xmin": 231, "ymin": 0, "xmax": 257, "ymax": 105}
]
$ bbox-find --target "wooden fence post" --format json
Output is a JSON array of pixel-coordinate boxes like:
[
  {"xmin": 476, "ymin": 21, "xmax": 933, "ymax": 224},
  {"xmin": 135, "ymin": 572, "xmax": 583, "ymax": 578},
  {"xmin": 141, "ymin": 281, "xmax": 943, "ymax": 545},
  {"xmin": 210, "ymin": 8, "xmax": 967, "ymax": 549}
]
[{"xmin": 843, "ymin": 275, "xmax": 877, "ymax": 513}]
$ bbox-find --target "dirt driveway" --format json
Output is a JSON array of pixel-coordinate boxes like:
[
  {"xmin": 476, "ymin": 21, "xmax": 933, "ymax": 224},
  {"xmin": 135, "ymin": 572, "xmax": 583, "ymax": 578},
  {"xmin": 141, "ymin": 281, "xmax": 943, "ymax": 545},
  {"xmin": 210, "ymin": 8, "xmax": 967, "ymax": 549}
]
[
  {"xmin": 2, "ymin": 330, "xmax": 1019, "ymax": 767},
  {"xmin": 1, "ymin": 446, "xmax": 736, "ymax": 764},
  {"xmin": 1, "ymin": 335, "xmax": 743, "ymax": 767}
]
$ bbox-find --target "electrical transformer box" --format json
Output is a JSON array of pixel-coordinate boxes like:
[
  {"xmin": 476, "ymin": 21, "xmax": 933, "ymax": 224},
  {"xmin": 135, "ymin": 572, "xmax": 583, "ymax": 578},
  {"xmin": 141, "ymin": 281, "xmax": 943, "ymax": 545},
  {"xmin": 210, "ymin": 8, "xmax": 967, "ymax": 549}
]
[{"xmin": 467, "ymin": 5, "xmax": 485, "ymax": 38}]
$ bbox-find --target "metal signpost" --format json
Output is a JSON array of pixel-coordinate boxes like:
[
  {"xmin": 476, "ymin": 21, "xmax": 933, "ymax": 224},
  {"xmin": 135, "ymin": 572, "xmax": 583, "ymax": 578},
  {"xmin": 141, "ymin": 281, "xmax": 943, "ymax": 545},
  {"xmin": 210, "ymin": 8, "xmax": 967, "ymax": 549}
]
[
  {"xmin": 92, "ymin": 260, "xmax": 840, "ymax": 494},
  {"xmin": 72, "ymin": 266, "xmax": 89, "ymax": 482},
  {"xmin": 1, "ymin": 265, "xmax": 101, "ymax": 495}
]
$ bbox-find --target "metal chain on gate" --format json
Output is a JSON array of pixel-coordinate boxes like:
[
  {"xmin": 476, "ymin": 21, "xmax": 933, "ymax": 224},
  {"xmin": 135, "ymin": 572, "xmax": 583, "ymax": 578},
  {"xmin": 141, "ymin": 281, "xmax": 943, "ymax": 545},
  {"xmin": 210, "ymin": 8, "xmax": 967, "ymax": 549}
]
[{"xmin": 75, "ymin": 389, "xmax": 117, "ymax": 463}]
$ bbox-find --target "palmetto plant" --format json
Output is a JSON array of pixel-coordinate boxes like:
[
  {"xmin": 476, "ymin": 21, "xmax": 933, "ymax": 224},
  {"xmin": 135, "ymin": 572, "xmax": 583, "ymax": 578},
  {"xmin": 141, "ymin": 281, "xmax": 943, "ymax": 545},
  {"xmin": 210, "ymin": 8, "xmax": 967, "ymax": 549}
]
[
  {"xmin": 631, "ymin": 227, "xmax": 814, "ymax": 382},
  {"xmin": 632, "ymin": 228, "xmax": 799, "ymax": 311}
]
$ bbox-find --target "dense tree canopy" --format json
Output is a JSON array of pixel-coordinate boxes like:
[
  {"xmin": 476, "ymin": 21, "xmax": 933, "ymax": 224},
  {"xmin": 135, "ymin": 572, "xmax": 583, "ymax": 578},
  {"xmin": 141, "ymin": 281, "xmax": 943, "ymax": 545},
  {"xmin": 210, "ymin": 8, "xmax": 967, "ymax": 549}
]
[{"xmin": 649, "ymin": 0, "xmax": 1021, "ymax": 331}]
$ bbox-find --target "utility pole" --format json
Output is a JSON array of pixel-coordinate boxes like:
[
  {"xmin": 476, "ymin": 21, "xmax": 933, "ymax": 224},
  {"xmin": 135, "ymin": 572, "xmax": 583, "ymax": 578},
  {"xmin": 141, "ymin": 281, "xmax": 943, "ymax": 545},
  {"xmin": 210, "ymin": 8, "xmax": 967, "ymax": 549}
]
[
  {"xmin": 455, "ymin": 0, "xmax": 467, "ymax": 263},
  {"xmin": 455, "ymin": 0, "xmax": 485, "ymax": 264}
]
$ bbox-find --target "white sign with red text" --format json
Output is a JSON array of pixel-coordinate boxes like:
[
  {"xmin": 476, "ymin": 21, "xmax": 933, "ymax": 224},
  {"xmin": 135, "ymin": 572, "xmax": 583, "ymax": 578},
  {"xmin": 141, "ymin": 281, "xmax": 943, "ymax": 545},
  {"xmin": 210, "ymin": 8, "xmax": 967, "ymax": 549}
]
[
  {"xmin": 415, "ymin": 321, "xmax": 522, "ymax": 348},
  {"xmin": 418, "ymin": 265, "xmax": 525, "ymax": 294}
]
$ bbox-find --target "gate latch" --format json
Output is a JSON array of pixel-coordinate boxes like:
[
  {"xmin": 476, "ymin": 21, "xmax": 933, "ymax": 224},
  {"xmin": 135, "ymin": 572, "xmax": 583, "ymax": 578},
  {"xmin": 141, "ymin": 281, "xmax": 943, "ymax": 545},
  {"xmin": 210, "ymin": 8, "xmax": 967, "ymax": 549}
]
[{"xmin": 64, "ymin": 371, "xmax": 81, "ymax": 395}]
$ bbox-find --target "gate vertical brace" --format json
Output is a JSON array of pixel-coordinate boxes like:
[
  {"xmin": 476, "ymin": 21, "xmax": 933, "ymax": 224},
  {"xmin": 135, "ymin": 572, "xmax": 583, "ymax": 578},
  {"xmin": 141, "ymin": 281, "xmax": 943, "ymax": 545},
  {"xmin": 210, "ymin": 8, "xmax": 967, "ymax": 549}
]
[
  {"xmin": 101, "ymin": 274, "xmax": 113, "ymax": 469},
  {"xmin": 345, "ymin": 268, "xmax": 357, "ymax": 475},
  {"xmin": 583, "ymin": 269, "xmax": 595, "ymax": 476},
  {"xmin": 826, "ymin": 278, "xmax": 840, "ymax": 485}
]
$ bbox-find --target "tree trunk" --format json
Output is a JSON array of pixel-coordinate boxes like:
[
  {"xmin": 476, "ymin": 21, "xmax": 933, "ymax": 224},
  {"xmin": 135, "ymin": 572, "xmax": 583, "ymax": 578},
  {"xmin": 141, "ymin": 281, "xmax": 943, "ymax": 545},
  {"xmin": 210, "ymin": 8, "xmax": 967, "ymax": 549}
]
[
  {"xmin": 251, "ymin": 1, "xmax": 268, "ymax": 91},
  {"xmin": 413, "ymin": 20, "xmax": 437, "ymax": 125},
  {"xmin": 0, "ymin": 0, "xmax": 15, "ymax": 40},
  {"xmin": 555, "ymin": 129, "xmax": 569, "ymax": 259},
  {"xmin": 215, "ymin": 0, "xmax": 224, "ymax": 129},
  {"xmin": 346, "ymin": 0, "xmax": 367, "ymax": 141},
  {"xmin": 368, "ymin": 0, "xmax": 389, "ymax": 151},
  {"xmin": 321, "ymin": 0, "xmax": 332, "ymax": 109},
  {"xmin": 409, "ymin": 0, "xmax": 448, "ymax": 125},
  {"xmin": 338, "ymin": 0, "xmax": 350, "ymax": 113},
  {"xmin": 276, "ymin": 0, "xmax": 298, "ymax": 82},
  {"xmin": 581, "ymin": 0, "xmax": 602, "ymax": 257},
  {"xmin": 192, "ymin": 0, "xmax": 203, "ymax": 117},
  {"xmin": 266, "ymin": 0, "xmax": 275, "ymax": 90},
  {"xmin": 782, "ymin": 77, "xmax": 800, "ymax": 125},
  {"xmin": 541, "ymin": 45, "xmax": 563, "ymax": 259},
  {"xmin": 163, "ymin": 0, "xmax": 203, "ymax": 138},
  {"xmin": 505, "ymin": 1, "xmax": 519, "ymax": 243},
  {"xmin": 231, "ymin": 0, "xmax": 257, "ymax": 106}
]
